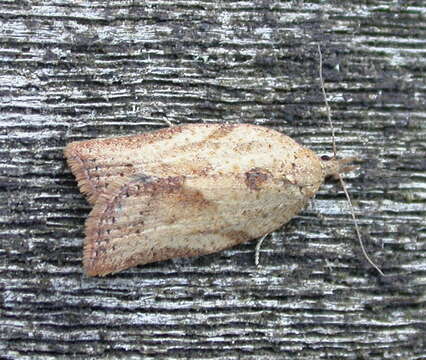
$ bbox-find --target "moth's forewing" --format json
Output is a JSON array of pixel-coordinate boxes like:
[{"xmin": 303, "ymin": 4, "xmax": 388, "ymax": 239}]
[{"xmin": 64, "ymin": 124, "xmax": 321, "ymax": 204}]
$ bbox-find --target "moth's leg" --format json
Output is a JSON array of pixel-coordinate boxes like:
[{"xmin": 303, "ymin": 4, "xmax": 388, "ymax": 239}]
[
  {"xmin": 162, "ymin": 115, "xmax": 174, "ymax": 127},
  {"xmin": 255, "ymin": 234, "xmax": 270, "ymax": 267}
]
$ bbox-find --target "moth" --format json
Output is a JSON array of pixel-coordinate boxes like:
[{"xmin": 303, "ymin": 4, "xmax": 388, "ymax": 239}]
[{"xmin": 65, "ymin": 123, "xmax": 355, "ymax": 276}]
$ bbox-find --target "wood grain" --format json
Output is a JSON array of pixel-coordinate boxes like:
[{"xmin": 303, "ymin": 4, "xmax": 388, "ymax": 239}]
[{"xmin": 1, "ymin": 1, "xmax": 425, "ymax": 359}]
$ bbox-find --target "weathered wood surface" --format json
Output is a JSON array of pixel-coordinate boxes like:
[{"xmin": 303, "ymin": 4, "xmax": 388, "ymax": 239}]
[{"xmin": 1, "ymin": 1, "xmax": 425, "ymax": 359}]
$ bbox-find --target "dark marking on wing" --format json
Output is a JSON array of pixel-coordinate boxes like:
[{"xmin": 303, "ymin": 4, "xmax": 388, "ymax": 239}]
[{"xmin": 245, "ymin": 168, "xmax": 271, "ymax": 191}]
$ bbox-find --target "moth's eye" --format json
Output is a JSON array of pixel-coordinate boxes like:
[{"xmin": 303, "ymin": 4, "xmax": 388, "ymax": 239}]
[{"xmin": 321, "ymin": 155, "xmax": 331, "ymax": 161}]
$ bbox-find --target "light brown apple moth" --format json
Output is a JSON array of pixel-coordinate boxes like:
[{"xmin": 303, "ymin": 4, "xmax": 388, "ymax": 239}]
[{"xmin": 64, "ymin": 123, "xmax": 355, "ymax": 276}]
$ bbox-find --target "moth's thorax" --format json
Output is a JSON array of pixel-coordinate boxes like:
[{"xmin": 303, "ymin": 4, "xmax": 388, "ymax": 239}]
[{"xmin": 320, "ymin": 156, "xmax": 359, "ymax": 179}]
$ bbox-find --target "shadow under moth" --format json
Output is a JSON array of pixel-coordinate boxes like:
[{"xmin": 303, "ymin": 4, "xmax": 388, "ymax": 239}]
[{"xmin": 65, "ymin": 123, "xmax": 356, "ymax": 276}]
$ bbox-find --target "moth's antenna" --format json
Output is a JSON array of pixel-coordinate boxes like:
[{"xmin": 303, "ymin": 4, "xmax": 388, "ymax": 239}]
[{"xmin": 317, "ymin": 44, "xmax": 384, "ymax": 276}]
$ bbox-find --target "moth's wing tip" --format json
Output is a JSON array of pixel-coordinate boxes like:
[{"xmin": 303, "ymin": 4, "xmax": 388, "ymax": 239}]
[
  {"xmin": 82, "ymin": 183, "xmax": 133, "ymax": 277},
  {"xmin": 82, "ymin": 263, "xmax": 110, "ymax": 277},
  {"xmin": 82, "ymin": 227, "xmax": 100, "ymax": 277},
  {"xmin": 82, "ymin": 244, "xmax": 112, "ymax": 277},
  {"xmin": 82, "ymin": 201, "xmax": 108, "ymax": 277},
  {"xmin": 82, "ymin": 237, "xmax": 113, "ymax": 277},
  {"xmin": 82, "ymin": 263, "xmax": 100, "ymax": 277},
  {"xmin": 63, "ymin": 141, "xmax": 85, "ymax": 165},
  {"xmin": 63, "ymin": 141, "xmax": 76, "ymax": 157},
  {"xmin": 64, "ymin": 141, "xmax": 99, "ymax": 204}
]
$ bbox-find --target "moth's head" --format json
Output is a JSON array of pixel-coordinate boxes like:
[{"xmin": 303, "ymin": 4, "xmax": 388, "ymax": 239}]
[{"xmin": 321, "ymin": 155, "xmax": 360, "ymax": 180}]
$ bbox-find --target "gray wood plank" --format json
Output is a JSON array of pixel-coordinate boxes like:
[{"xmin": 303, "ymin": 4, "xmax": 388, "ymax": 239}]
[{"xmin": 1, "ymin": 1, "xmax": 425, "ymax": 359}]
